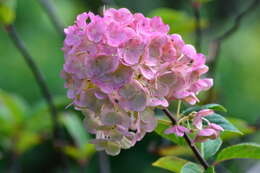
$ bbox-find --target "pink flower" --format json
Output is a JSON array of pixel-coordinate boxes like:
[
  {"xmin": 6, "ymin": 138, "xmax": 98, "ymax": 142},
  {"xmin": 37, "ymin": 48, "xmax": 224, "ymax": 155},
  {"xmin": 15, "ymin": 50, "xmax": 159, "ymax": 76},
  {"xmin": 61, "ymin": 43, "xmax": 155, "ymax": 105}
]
[
  {"xmin": 194, "ymin": 123, "xmax": 224, "ymax": 143},
  {"xmin": 62, "ymin": 8, "xmax": 214, "ymax": 155},
  {"xmin": 193, "ymin": 109, "xmax": 214, "ymax": 129},
  {"xmin": 164, "ymin": 125, "xmax": 190, "ymax": 136}
]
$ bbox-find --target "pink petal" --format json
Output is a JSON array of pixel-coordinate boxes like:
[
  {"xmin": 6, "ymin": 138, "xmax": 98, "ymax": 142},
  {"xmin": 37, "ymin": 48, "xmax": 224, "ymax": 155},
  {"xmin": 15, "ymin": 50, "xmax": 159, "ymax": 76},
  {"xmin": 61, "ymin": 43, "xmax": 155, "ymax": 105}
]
[{"xmin": 197, "ymin": 109, "xmax": 214, "ymax": 117}]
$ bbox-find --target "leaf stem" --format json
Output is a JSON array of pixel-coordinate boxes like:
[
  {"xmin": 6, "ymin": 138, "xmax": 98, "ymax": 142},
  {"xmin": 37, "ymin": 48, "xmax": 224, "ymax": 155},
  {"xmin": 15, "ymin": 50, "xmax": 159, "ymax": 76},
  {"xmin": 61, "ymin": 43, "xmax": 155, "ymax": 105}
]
[
  {"xmin": 176, "ymin": 100, "xmax": 182, "ymax": 119},
  {"xmin": 162, "ymin": 108, "xmax": 210, "ymax": 170}
]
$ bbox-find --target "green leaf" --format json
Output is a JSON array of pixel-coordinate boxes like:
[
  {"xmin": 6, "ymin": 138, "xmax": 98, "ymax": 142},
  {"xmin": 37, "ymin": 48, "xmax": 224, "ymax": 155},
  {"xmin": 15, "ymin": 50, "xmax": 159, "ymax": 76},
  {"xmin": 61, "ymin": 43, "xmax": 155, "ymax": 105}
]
[
  {"xmin": 0, "ymin": 0, "xmax": 16, "ymax": 24},
  {"xmin": 203, "ymin": 138, "xmax": 222, "ymax": 159},
  {"xmin": 182, "ymin": 104, "xmax": 227, "ymax": 115},
  {"xmin": 152, "ymin": 156, "xmax": 188, "ymax": 173},
  {"xmin": 221, "ymin": 117, "xmax": 255, "ymax": 140},
  {"xmin": 181, "ymin": 162, "xmax": 204, "ymax": 173},
  {"xmin": 201, "ymin": 104, "xmax": 227, "ymax": 112},
  {"xmin": 15, "ymin": 131, "xmax": 40, "ymax": 154},
  {"xmin": 204, "ymin": 167, "xmax": 215, "ymax": 173},
  {"xmin": 0, "ymin": 89, "xmax": 28, "ymax": 122},
  {"xmin": 215, "ymin": 143, "xmax": 260, "ymax": 164},
  {"xmin": 155, "ymin": 119, "xmax": 186, "ymax": 145},
  {"xmin": 205, "ymin": 114, "xmax": 242, "ymax": 134},
  {"xmin": 61, "ymin": 113, "xmax": 89, "ymax": 149},
  {"xmin": 0, "ymin": 89, "xmax": 29, "ymax": 136},
  {"xmin": 148, "ymin": 8, "xmax": 207, "ymax": 35},
  {"xmin": 63, "ymin": 143, "xmax": 95, "ymax": 161},
  {"xmin": 159, "ymin": 145, "xmax": 192, "ymax": 156}
]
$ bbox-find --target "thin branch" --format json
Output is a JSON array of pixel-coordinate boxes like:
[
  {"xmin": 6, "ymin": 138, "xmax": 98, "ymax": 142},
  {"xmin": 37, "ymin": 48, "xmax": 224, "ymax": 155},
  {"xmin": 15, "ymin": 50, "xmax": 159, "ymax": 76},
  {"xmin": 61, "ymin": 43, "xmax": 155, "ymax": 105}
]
[
  {"xmin": 162, "ymin": 108, "xmax": 210, "ymax": 170},
  {"xmin": 38, "ymin": 0, "xmax": 64, "ymax": 35},
  {"xmin": 5, "ymin": 24, "xmax": 69, "ymax": 172},
  {"xmin": 4, "ymin": 25, "xmax": 59, "ymax": 139},
  {"xmin": 208, "ymin": 0, "xmax": 260, "ymax": 77},
  {"xmin": 98, "ymin": 151, "xmax": 111, "ymax": 173},
  {"xmin": 191, "ymin": 1, "xmax": 202, "ymax": 52}
]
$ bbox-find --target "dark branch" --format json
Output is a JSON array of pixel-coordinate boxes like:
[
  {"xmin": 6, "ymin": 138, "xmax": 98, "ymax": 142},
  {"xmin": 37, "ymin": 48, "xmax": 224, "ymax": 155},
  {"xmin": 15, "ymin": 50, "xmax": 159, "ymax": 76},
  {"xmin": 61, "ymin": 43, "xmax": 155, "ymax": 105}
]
[
  {"xmin": 4, "ymin": 25, "xmax": 59, "ymax": 139},
  {"xmin": 208, "ymin": 0, "xmax": 260, "ymax": 77},
  {"xmin": 162, "ymin": 108, "xmax": 209, "ymax": 170},
  {"xmin": 5, "ymin": 24, "xmax": 70, "ymax": 172},
  {"xmin": 38, "ymin": 0, "xmax": 64, "ymax": 36},
  {"xmin": 98, "ymin": 151, "xmax": 111, "ymax": 173},
  {"xmin": 191, "ymin": 1, "xmax": 202, "ymax": 52}
]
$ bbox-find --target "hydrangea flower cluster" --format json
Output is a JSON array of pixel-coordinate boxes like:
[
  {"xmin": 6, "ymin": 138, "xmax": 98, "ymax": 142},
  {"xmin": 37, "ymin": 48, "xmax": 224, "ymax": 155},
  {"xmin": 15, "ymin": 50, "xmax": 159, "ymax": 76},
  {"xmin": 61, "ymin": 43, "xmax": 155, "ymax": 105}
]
[
  {"xmin": 165, "ymin": 109, "xmax": 224, "ymax": 143},
  {"xmin": 61, "ymin": 8, "xmax": 213, "ymax": 155}
]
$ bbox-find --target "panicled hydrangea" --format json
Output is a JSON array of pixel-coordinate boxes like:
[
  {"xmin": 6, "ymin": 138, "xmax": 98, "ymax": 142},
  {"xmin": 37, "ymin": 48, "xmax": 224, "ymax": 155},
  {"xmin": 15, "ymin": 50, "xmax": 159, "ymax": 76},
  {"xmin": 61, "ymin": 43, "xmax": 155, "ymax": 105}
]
[{"xmin": 61, "ymin": 8, "xmax": 213, "ymax": 155}]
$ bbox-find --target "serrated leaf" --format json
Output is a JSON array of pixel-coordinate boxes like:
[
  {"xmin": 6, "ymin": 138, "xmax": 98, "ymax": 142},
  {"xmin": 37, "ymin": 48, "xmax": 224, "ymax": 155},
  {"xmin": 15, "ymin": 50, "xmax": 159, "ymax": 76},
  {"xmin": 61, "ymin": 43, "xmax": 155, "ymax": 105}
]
[
  {"xmin": 203, "ymin": 138, "xmax": 222, "ymax": 159},
  {"xmin": 182, "ymin": 104, "xmax": 227, "ymax": 115},
  {"xmin": 155, "ymin": 119, "xmax": 186, "ymax": 145},
  {"xmin": 61, "ymin": 113, "xmax": 89, "ymax": 149},
  {"xmin": 215, "ymin": 143, "xmax": 260, "ymax": 164},
  {"xmin": 205, "ymin": 114, "xmax": 242, "ymax": 134},
  {"xmin": 152, "ymin": 156, "xmax": 188, "ymax": 173},
  {"xmin": 181, "ymin": 162, "xmax": 204, "ymax": 173}
]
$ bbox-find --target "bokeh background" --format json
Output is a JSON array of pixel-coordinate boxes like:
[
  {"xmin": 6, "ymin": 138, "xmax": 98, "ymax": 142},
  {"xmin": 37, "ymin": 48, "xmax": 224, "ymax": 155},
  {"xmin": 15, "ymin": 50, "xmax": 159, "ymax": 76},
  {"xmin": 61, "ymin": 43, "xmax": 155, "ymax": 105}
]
[{"xmin": 0, "ymin": 0, "xmax": 260, "ymax": 172}]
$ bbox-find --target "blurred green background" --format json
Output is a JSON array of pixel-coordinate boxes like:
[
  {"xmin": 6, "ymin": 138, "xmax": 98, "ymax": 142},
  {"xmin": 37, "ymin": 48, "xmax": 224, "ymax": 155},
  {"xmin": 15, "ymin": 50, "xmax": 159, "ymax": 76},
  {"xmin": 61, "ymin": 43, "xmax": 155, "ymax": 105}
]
[{"xmin": 0, "ymin": 0, "xmax": 260, "ymax": 172}]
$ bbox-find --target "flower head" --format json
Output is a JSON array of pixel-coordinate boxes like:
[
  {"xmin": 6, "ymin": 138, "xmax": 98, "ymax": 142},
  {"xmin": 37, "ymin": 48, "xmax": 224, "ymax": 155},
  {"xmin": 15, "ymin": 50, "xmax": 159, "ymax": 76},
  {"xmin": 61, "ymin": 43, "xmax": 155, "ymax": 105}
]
[{"xmin": 62, "ymin": 8, "xmax": 213, "ymax": 155}]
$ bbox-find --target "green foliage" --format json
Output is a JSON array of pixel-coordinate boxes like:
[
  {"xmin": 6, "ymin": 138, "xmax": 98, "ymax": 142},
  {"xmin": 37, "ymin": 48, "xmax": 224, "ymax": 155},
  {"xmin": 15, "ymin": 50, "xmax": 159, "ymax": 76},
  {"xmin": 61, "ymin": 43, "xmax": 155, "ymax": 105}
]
[
  {"xmin": 155, "ymin": 119, "xmax": 186, "ymax": 145},
  {"xmin": 204, "ymin": 167, "xmax": 215, "ymax": 173},
  {"xmin": 148, "ymin": 8, "xmax": 207, "ymax": 35},
  {"xmin": 202, "ymin": 138, "xmax": 222, "ymax": 159},
  {"xmin": 182, "ymin": 104, "xmax": 227, "ymax": 115},
  {"xmin": 0, "ymin": 89, "xmax": 44, "ymax": 154},
  {"xmin": 0, "ymin": 89, "xmax": 95, "ymax": 162},
  {"xmin": 153, "ymin": 156, "xmax": 187, "ymax": 172},
  {"xmin": 220, "ymin": 117, "xmax": 255, "ymax": 140},
  {"xmin": 153, "ymin": 156, "xmax": 204, "ymax": 173},
  {"xmin": 205, "ymin": 114, "xmax": 242, "ymax": 134},
  {"xmin": 215, "ymin": 143, "xmax": 260, "ymax": 164},
  {"xmin": 0, "ymin": 0, "xmax": 16, "ymax": 24},
  {"xmin": 181, "ymin": 162, "xmax": 204, "ymax": 173},
  {"xmin": 61, "ymin": 112, "xmax": 89, "ymax": 149},
  {"xmin": 153, "ymin": 156, "xmax": 203, "ymax": 173},
  {"xmin": 158, "ymin": 145, "xmax": 192, "ymax": 156},
  {"xmin": 63, "ymin": 143, "xmax": 95, "ymax": 162}
]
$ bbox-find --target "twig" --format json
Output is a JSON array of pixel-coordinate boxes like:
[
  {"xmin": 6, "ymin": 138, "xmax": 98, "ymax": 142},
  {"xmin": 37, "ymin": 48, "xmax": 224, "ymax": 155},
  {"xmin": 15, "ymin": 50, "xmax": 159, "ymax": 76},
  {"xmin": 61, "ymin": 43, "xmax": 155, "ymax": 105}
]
[
  {"xmin": 38, "ymin": 0, "xmax": 64, "ymax": 35},
  {"xmin": 4, "ymin": 25, "xmax": 60, "ymax": 138},
  {"xmin": 98, "ymin": 151, "xmax": 111, "ymax": 173},
  {"xmin": 4, "ymin": 24, "xmax": 69, "ymax": 172},
  {"xmin": 204, "ymin": 0, "xmax": 260, "ymax": 103},
  {"xmin": 162, "ymin": 108, "xmax": 209, "ymax": 170},
  {"xmin": 191, "ymin": 1, "xmax": 202, "ymax": 52},
  {"xmin": 208, "ymin": 0, "xmax": 260, "ymax": 77}
]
